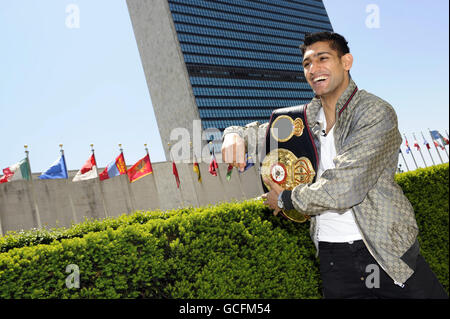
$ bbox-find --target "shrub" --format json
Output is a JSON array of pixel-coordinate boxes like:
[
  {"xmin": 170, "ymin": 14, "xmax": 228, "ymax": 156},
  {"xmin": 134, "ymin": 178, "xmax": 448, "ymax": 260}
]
[
  {"xmin": 0, "ymin": 201, "xmax": 321, "ymax": 298},
  {"xmin": 0, "ymin": 208, "xmax": 183, "ymax": 253},
  {"xmin": 0, "ymin": 164, "xmax": 447, "ymax": 298},
  {"xmin": 395, "ymin": 163, "xmax": 449, "ymax": 293}
]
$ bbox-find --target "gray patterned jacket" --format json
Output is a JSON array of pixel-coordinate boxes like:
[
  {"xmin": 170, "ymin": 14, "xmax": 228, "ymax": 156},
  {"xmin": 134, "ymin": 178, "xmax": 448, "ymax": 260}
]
[{"xmin": 223, "ymin": 79, "xmax": 419, "ymax": 285}]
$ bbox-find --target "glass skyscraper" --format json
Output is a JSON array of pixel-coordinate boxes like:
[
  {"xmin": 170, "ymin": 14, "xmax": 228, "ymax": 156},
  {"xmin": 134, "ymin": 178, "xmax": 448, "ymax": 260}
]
[{"xmin": 167, "ymin": 0, "xmax": 334, "ymax": 132}]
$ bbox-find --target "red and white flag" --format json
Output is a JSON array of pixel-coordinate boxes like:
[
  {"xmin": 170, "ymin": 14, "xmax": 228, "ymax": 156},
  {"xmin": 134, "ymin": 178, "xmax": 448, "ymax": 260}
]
[
  {"xmin": 413, "ymin": 139, "xmax": 420, "ymax": 150},
  {"xmin": 0, "ymin": 158, "xmax": 31, "ymax": 183},
  {"xmin": 73, "ymin": 154, "xmax": 98, "ymax": 182},
  {"xmin": 209, "ymin": 152, "xmax": 218, "ymax": 176},
  {"xmin": 433, "ymin": 140, "xmax": 444, "ymax": 150}
]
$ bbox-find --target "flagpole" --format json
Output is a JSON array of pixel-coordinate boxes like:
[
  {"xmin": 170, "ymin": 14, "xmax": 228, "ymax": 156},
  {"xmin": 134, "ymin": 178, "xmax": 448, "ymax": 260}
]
[
  {"xmin": 254, "ymin": 148, "xmax": 265, "ymax": 195},
  {"xmin": 24, "ymin": 144, "xmax": 42, "ymax": 229},
  {"xmin": 442, "ymin": 143, "xmax": 449, "ymax": 160},
  {"xmin": 189, "ymin": 142, "xmax": 201, "ymax": 207},
  {"xmin": 399, "ymin": 149, "xmax": 410, "ymax": 171},
  {"xmin": 91, "ymin": 144, "xmax": 109, "ymax": 218},
  {"xmin": 434, "ymin": 129, "xmax": 449, "ymax": 160},
  {"xmin": 0, "ymin": 200, "xmax": 2, "ymax": 236},
  {"xmin": 413, "ymin": 133, "xmax": 427, "ymax": 167},
  {"xmin": 235, "ymin": 163, "xmax": 249, "ymax": 200},
  {"xmin": 209, "ymin": 140, "xmax": 220, "ymax": 177},
  {"xmin": 439, "ymin": 131, "xmax": 449, "ymax": 160},
  {"xmin": 145, "ymin": 143, "xmax": 162, "ymax": 209},
  {"xmin": 61, "ymin": 144, "xmax": 78, "ymax": 226},
  {"xmin": 190, "ymin": 141, "xmax": 202, "ymax": 183},
  {"xmin": 428, "ymin": 129, "xmax": 444, "ymax": 164},
  {"xmin": 446, "ymin": 130, "xmax": 450, "ymax": 155},
  {"xmin": 421, "ymin": 131, "xmax": 436, "ymax": 166},
  {"xmin": 0, "ymin": 188, "xmax": 3, "ymax": 235},
  {"xmin": 404, "ymin": 134, "xmax": 418, "ymax": 169},
  {"xmin": 119, "ymin": 144, "xmax": 137, "ymax": 214},
  {"xmin": 168, "ymin": 142, "xmax": 185, "ymax": 208}
]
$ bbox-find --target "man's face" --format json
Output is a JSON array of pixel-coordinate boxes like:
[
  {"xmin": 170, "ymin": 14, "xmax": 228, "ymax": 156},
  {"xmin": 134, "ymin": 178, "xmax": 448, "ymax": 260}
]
[{"xmin": 302, "ymin": 41, "xmax": 352, "ymax": 98}]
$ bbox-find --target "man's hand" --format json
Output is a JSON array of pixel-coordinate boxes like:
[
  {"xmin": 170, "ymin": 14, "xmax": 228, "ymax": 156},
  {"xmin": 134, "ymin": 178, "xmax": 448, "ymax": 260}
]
[
  {"xmin": 262, "ymin": 177, "xmax": 284, "ymax": 216},
  {"xmin": 221, "ymin": 133, "xmax": 246, "ymax": 172}
]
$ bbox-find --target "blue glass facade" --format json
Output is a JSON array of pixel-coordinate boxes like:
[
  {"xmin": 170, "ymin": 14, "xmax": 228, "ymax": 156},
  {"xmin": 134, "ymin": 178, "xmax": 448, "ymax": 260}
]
[{"xmin": 167, "ymin": 0, "xmax": 333, "ymax": 133}]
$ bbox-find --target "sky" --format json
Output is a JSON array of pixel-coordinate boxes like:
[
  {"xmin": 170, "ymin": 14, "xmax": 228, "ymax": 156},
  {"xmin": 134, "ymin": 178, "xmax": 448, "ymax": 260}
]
[{"xmin": 0, "ymin": 0, "xmax": 448, "ymax": 174}]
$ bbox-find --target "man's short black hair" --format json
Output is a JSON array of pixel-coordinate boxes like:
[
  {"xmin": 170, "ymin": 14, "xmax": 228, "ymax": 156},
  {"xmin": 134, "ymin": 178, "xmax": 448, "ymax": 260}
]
[{"xmin": 300, "ymin": 32, "xmax": 350, "ymax": 57}]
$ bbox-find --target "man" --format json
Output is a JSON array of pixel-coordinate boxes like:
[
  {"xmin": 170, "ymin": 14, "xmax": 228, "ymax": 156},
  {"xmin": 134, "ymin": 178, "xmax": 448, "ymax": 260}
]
[{"xmin": 221, "ymin": 32, "xmax": 447, "ymax": 299}]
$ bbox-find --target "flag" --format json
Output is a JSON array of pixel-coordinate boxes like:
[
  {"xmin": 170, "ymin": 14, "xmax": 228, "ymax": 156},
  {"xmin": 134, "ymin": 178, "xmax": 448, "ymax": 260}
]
[
  {"xmin": 405, "ymin": 138, "xmax": 412, "ymax": 154},
  {"xmin": 413, "ymin": 139, "xmax": 420, "ymax": 151},
  {"xmin": 172, "ymin": 161, "xmax": 180, "ymax": 188},
  {"xmin": 423, "ymin": 138, "xmax": 431, "ymax": 150},
  {"xmin": 430, "ymin": 130, "xmax": 448, "ymax": 147},
  {"xmin": 39, "ymin": 155, "xmax": 68, "ymax": 179},
  {"xmin": 433, "ymin": 140, "xmax": 444, "ymax": 150},
  {"xmin": 242, "ymin": 153, "xmax": 255, "ymax": 172},
  {"xmin": 430, "ymin": 131, "xmax": 448, "ymax": 149},
  {"xmin": 445, "ymin": 137, "xmax": 450, "ymax": 145},
  {"xmin": 430, "ymin": 130, "xmax": 442, "ymax": 141},
  {"xmin": 99, "ymin": 153, "xmax": 127, "ymax": 181},
  {"xmin": 226, "ymin": 164, "xmax": 233, "ymax": 181},
  {"xmin": 0, "ymin": 158, "xmax": 31, "ymax": 183},
  {"xmin": 209, "ymin": 152, "xmax": 218, "ymax": 176},
  {"xmin": 73, "ymin": 154, "xmax": 98, "ymax": 182},
  {"xmin": 127, "ymin": 154, "xmax": 153, "ymax": 183},
  {"xmin": 193, "ymin": 160, "xmax": 201, "ymax": 183},
  {"xmin": 227, "ymin": 153, "xmax": 255, "ymax": 180}
]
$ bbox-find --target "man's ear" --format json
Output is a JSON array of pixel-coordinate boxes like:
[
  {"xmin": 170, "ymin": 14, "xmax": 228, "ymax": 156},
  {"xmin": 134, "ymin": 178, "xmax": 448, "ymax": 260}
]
[{"xmin": 341, "ymin": 53, "xmax": 353, "ymax": 71}]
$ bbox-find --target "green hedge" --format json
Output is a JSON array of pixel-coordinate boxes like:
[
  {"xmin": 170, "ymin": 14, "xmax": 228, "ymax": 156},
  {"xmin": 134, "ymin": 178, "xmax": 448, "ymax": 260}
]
[
  {"xmin": 0, "ymin": 164, "xmax": 447, "ymax": 298},
  {"xmin": 0, "ymin": 207, "xmax": 182, "ymax": 253},
  {"xmin": 0, "ymin": 201, "xmax": 320, "ymax": 298},
  {"xmin": 395, "ymin": 163, "xmax": 449, "ymax": 293}
]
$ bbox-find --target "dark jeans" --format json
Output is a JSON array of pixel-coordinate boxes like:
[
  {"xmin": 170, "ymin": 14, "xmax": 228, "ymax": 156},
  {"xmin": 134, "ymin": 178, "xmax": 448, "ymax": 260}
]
[{"xmin": 318, "ymin": 240, "xmax": 448, "ymax": 299}]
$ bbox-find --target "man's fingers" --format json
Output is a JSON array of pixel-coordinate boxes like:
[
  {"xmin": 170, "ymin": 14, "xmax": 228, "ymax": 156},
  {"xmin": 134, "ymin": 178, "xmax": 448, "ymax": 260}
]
[
  {"xmin": 263, "ymin": 177, "xmax": 274, "ymax": 187},
  {"xmin": 232, "ymin": 135, "xmax": 237, "ymax": 164},
  {"xmin": 221, "ymin": 147, "xmax": 226, "ymax": 163},
  {"xmin": 221, "ymin": 133, "xmax": 245, "ymax": 165},
  {"xmin": 263, "ymin": 177, "xmax": 284, "ymax": 194}
]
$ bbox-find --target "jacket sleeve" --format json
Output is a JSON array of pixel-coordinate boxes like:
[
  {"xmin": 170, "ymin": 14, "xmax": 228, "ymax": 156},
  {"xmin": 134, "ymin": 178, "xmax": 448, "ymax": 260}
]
[
  {"xmin": 289, "ymin": 100, "xmax": 402, "ymax": 215},
  {"xmin": 222, "ymin": 121, "xmax": 269, "ymax": 155}
]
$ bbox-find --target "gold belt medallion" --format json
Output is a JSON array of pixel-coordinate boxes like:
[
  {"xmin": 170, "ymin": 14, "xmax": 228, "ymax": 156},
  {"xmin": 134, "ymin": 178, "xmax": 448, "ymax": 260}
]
[
  {"xmin": 261, "ymin": 148, "xmax": 315, "ymax": 223},
  {"xmin": 271, "ymin": 115, "xmax": 304, "ymax": 142}
]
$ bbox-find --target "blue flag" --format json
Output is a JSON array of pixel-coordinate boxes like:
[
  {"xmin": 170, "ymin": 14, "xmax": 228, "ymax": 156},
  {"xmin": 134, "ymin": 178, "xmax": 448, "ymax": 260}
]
[
  {"xmin": 430, "ymin": 130, "xmax": 442, "ymax": 141},
  {"xmin": 430, "ymin": 130, "xmax": 448, "ymax": 146},
  {"xmin": 39, "ymin": 155, "xmax": 68, "ymax": 179},
  {"xmin": 239, "ymin": 153, "xmax": 255, "ymax": 173}
]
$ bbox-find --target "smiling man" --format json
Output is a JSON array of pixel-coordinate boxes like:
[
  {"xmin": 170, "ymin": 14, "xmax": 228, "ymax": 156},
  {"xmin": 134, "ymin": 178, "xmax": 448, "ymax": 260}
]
[{"xmin": 221, "ymin": 32, "xmax": 447, "ymax": 299}]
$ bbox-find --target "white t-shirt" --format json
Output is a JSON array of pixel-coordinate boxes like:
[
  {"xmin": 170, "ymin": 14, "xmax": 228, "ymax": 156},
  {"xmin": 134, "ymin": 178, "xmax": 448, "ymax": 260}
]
[{"xmin": 316, "ymin": 107, "xmax": 362, "ymax": 243}]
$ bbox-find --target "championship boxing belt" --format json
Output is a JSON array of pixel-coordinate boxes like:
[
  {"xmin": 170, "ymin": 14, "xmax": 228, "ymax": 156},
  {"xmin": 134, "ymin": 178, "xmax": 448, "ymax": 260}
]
[{"xmin": 260, "ymin": 105, "xmax": 318, "ymax": 223}]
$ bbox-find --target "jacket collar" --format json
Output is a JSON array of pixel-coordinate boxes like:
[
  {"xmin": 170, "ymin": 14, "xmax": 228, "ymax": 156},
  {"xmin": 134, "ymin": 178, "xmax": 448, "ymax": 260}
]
[
  {"xmin": 335, "ymin": 78, "xmax": 358, "ymax": 118},
  {"xmin": 306, "ymin": 78, "xmax": 358, "ymax": 133}
]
